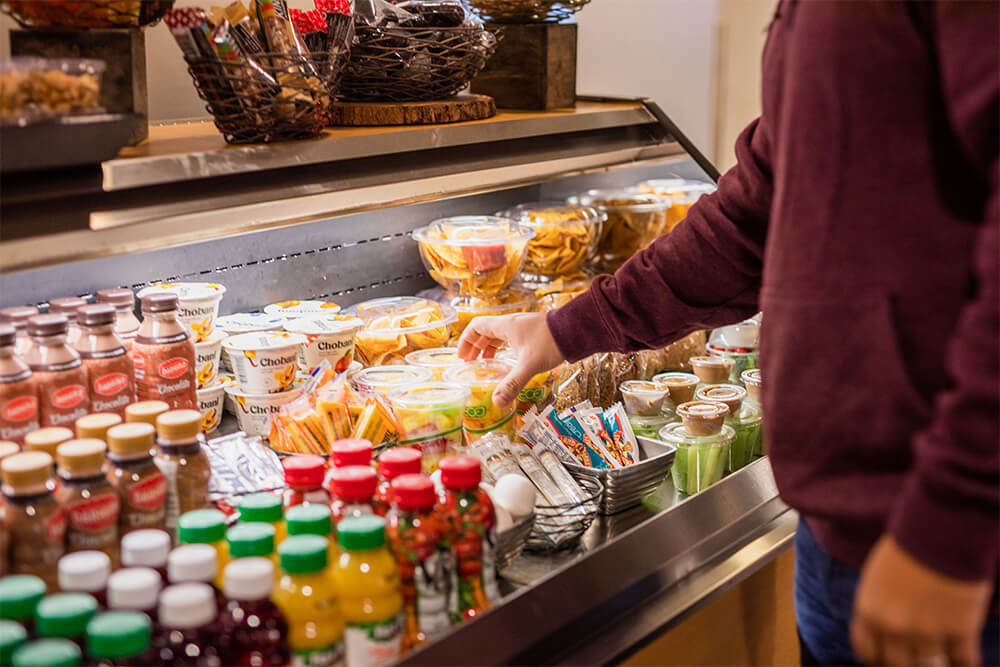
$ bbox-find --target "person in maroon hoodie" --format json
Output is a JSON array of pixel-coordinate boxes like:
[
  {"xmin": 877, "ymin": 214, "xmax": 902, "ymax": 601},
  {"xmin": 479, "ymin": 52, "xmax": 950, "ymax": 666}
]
[{"xmin": 459, "ymin": 2, "xmax": 998, "ymax": 665}]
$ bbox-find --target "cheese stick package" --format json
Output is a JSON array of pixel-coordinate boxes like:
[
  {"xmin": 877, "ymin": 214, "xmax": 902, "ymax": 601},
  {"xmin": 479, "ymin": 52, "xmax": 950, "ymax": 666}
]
[
  {"xmin": 469, "ymin": 432, "xmax": 525, "ymax": 481},
  {"xmin": 509, "ymin": 442, "xmax": 569, "ymax": 506},
  {"xmin": 533, "ymin": 443, "xmax": 588, "ymax": 505}
]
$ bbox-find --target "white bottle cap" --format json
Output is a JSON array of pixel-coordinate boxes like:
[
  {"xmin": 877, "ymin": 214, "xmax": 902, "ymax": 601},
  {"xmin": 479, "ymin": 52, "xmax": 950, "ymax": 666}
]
[
  {"xmin": 158, "ymin": 583, "xmax": 216, "ymax": 629},
  {"xmin": 167, "ymin": 543, "xmax": 218, "ymax": 584},
  {"xmin": 108, "ymin": 567, "xmax": 162, "ymax": 611},
  {"xmin": 121, "ymin": 529, "xmax": 171, "ymax": 568},
  {"xmin": 58, "ymin": 551, "xmax": 111, "ymax": 593},
  {"xmin": 223, "ymin": 558, "xmax": 274, "ymax": 601}
]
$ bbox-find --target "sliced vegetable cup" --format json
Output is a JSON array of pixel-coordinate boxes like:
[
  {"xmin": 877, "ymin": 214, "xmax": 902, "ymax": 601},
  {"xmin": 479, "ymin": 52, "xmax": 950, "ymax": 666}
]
[
  {"xmin": 660, "ymin": 421, "xmax": 735, "ymax": 496},
  {"xmin": 675, "ymin": 400, "xmax": 729, "ymax": 436},
  {"xmin": 388, "ymin": 383, "xmax": 471, "ymax": 473},
  {"xmin": 444, "ymin": 358, "xmax": 517, "ymax": 444}
]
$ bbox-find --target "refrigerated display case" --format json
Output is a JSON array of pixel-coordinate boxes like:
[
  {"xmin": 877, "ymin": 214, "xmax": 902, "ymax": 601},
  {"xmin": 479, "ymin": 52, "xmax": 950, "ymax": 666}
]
[{"xmin": 0, "ymin": 97, "xmax": 794, "ymax": 663}]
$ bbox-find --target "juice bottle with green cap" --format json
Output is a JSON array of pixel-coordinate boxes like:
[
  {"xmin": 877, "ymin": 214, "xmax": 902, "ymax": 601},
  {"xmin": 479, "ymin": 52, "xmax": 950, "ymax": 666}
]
[
  {"xmin": 237, "ymin": 492, "xmax": 287, "ymax": 544},
  {"xmin": 33, "ymin": 594, "xmax": 97, "ymax": 653},
  {"xmin": 0, "ymin": 620, "xmax": 27, "ymax": 664},
  {"xmin": 177, "ymin": 509, "xmax": 230, "ymax": 587},
  {"xmin": 11, "ymin": 638, "xmax": 81, "ymax": 667},
  {"xmin": 272, "ymin": 535, "xmax": 344, "ymax": 667},
  {"xmin": 0, "ymin": 575, "xmax": 47, "ymax": 634},
  {"xmin": 285, "ymin": 503, "xmax": 337, "ymax": 565},
  {"xmin": 85, "ymin": 611, "xmax": 153, "ymax": 666},
  {"xmin": 226, "ymin": 522, "xmax": 278, "ymax": 572},
  {"xmin": 333, "ymin": 516, "xmax": 403, "ymax": 667}
]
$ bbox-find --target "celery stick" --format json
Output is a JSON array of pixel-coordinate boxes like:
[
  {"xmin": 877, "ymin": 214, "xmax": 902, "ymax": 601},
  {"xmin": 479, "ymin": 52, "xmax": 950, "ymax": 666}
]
[
  {"xmin": 701, "ymin": 443, "xmax": 726, "ymax": 489},
  {"xmin": 671, "ymin": 446, "xmax": 688, "ymax": 494},
  {"xmin": 688, "ymin": 445, "xmax": 701, "ymax": 494},
  {"xmin": 727, "ymin": 425, "xmax": 753, "ymax": 472},
  {"xmin": 751, "ymin": 422, "xmax": 764, "ymax": 457}
]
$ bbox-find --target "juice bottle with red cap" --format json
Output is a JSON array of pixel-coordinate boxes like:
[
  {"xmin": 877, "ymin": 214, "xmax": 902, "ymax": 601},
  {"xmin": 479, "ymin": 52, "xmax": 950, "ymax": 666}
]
[
  {"xmin": 329, "ymin": 438, "xmax": 372, "ymax": 468},
  {"xmin": 374, "ymin": 448, "xmax": 422, "ymax": 516},
  {"xmin": 281, "ymin": 455, "xmax": 330, "ymax": 509},
  {"xmin": 386, "ymin": 474, "xmax": 450, "ymax": 649},
  {"xmin": 436, "ymin": 455, "xmax": 500, "ymax": 622},
  {"xmin": 327, "ymin": 466, "xmax": 376, "ymax": 530}
]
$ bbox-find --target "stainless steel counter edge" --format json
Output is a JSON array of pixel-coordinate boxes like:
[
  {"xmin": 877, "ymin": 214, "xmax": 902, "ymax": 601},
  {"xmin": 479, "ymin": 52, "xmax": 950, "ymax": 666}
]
[{"xmin": 401, "ymin": 459, "xmax": 795, "ymax": 666}]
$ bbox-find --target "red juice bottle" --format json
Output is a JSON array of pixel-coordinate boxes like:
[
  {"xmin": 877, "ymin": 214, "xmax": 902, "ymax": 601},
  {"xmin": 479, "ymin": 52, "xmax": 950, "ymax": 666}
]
[
  {"xmin": 374, "ymin": 447, "xmax": 421, "ymax": 516},
  {"xmin": 155, "ymin": 582, "xmax": 222, "ymax": 666},
  {"xmin": 56, "ymin": 551, "xmax": 111, "ymax": 608},
  {"xmin": 329, "ymin": 438, "xmax": 372, "ymax": 468},
  {"xmin": 120, "ymin": 529, "xmax": 170, "ymax": 581},
  {"xmin": 219, "ymin": 557, "xmax": 289, "ymax": 667},
  {"xmin": 327, "ymin": 465, "xmax": 376, "ymax": 530},
  {"xmin": 281, "ymin": 455, "xmax": 330, "ymax": 509},
  {"xmin": 167, "ymin": 544, "xmax": 225, "ymax": 612}
]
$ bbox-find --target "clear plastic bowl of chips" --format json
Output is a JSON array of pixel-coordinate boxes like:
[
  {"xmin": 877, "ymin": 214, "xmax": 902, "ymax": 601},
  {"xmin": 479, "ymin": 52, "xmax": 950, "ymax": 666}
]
[
  {"xmin": 448, "ymin": 287, "xmax": 537, "ymax": 337},
  {"xmin": 344, "ymin": 296, "xmax": 457, "ymax": 366},
  {"xmin": 636, "ymin": 179, "xmax": 717, "ymax": 234},
  {"xmin": 519, "ymin": 273, "xmax": 593, "ymax": 313},
  {"xmin": 1, "ymin": 57, "xmax": 105, "ymax": 125},
  {"xmin": 412, "ymin": 216, "xmax": 536, "ymax": 296},
  {"xmin": 496, "ymin": 202, "xmax": 605, "ymax": 281},
  {"xmin": 570, "ymin": 189, "xmax": 672, "ymax": 273}
]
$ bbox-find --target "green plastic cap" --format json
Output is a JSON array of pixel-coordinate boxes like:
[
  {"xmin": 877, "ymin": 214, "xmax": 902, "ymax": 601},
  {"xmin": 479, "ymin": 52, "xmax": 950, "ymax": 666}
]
[
  {"xmin": 34, "ymin": 594, "xmax": 97, "ymax": 639},
  {"xmin": 177, "ymin": 509, "xmax": 227, "ymax": 545},
  {"xmin": 337, "ymin": 515, "xmax": 386, "ymax": 551},
  {"xmin": 11, "ymin": 639, "xmax": 81, "ymax": 667},
  {"xmin": 286, "ymin": 504, "xmax": 332, "ymax": 538},
  {"xmin": 277, "ymin": 535, "xmax": 328, "ymax": 575},
  {"xmin": 85, "ymin": 611, "xmax": 151, "ymax": 660},
  {"xmin": 227, "ymin": 522, "xmax": 276, "ymax": 558},
  {"xmin": 0, "ymin": 575, "xmax": 46, "ymax": 621},
  {"xmin": 0, "ymin": 620, "xmax": 27, "ymax": 665},
  {"xmin": 238, "ymin": 493, "xmax": 284, "ymax": 524}
]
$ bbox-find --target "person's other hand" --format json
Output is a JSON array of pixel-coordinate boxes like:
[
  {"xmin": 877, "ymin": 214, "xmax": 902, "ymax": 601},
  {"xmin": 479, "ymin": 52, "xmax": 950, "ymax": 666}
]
[
  {"xmin": 457, "ymin": 312, "xmax": 565, "ymax": 407},
  {"xmin": 851, "ymin": 536, "xmax": 992, "ymax": 666}
]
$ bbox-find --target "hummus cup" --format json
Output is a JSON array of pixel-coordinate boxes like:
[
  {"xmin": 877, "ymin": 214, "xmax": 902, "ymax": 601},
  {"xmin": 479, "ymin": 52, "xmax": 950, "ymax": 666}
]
[
  {"xmin": 138, "ymin": 282, "xmax": 226, "ymax": 342},
  {"xmin": 676, "ymin": 400, "xmax": 730, "ymax": 436},
  {"xmin": 222, "ymin": 331, "xmax": 307, "ymax": 394},
  {"xmin": 224, "ymin": 384, "xmax": 302, "ymax": 438},
  {"xmin": 689, "ymin": 355, "xmax": 735, "ymax": 385},
  {"xmin": 741, "ymin": 368, "xmax": 762, "ymax": 402},
  {"xmin": 194, "ymin": 331, "xmax": 224, "ymax": 389},
  {"xmin": 197, "ymin": 382, "xmax": 226, "ymax": 433},
  {"xmin": 283, "ymin": 316, "xmax": 362, "ymax": 374},
  {"xmin": 694, "ymin": 384, "xmax": 747, "ymax": 417},
  {"xmin": 652, "ymin": 371, "xmax": 700, "ymax": 405}
]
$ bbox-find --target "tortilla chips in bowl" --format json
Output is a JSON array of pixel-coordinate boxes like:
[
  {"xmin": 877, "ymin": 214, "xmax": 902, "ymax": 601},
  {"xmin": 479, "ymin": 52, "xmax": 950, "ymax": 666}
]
[
  {"xmin": 344, "ymin": 296, "xmax": 457, "ymax": 366},
  {"xmin": 497, "ymin": 202, "xmax": 605, "ymax": 281}
]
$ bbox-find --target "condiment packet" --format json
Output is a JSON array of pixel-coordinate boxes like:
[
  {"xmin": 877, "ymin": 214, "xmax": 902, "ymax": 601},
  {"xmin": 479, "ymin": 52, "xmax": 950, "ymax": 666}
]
[
  {"xmin": 205, "ymin": 432, "xmax": 284, "ymax": 498},
  {"xmin": 551, "ymin": 406, "xmax": 615, "ymax": 470},
  {"xmin": 470, "ymin": 432, "xmax": 526, "ymax": 481}
]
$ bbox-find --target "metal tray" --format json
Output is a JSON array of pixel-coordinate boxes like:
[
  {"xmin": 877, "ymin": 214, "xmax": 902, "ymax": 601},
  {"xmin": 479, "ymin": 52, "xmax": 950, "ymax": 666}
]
[
  {"xmin": 565, "ymin": 436, "xmax": 676, "ymax": 515},
  {"xmin": 1, "ymin": 112, "xmax": 141, "ymax": 173}
]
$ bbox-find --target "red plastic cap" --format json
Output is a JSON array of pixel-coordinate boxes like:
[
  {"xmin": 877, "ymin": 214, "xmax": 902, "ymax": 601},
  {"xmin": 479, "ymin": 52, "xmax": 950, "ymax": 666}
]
[
  {"xmin": 391, "ymin": 474, "xmax": 436, "ymax": 510},
  {"xmin": 330, "ymin": 439, "xmax": 373, "ymax": 468},
  {"xmin": 439, "ymin": 455, "xmax": 481, "ymax": 489},
  {"xmin": 328, "ymin": 465, "xmax": 377, "ymax": 501},
  {"xmin": 283, "ymin": 455, "xmax": 326, "ymax": 488},
  {"xmin": 378, "ymin": 447, "xmax": 422, "ymax": 481}
]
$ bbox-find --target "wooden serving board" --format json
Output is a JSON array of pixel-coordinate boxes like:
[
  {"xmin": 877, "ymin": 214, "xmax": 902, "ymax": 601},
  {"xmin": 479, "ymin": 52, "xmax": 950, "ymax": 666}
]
[{"xmin": 328, "ymin": 94, "xmax": 496, "ymax": 126}]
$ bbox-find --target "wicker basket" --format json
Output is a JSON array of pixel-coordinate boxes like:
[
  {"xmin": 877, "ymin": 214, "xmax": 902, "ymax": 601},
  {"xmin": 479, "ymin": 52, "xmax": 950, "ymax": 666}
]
[
  {"xmin": 494, "ymin": 513, "xmax": 534, "ymax": 570},
  {"xmin": 340, "ymin": 25, "xmax": 499, "ymax": 103},
  {"xmin": 468, "ymin": 0, "xmax": 590, "ymax": 23},
  {"xmin": 2, "ymin": 0, "xmax": 175, "ymax": 28},
  {"xmin": 525, "ymin": 474, "xmax": 603, "ymax": 552}
]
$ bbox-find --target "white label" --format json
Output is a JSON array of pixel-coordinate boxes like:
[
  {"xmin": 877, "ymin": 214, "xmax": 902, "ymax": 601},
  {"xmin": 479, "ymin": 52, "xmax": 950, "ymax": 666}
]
[
  {"xmin": 291, "ymin": 641, "xmax": 344, "ymax": 667},
  {"xmin": 415, "ymin": 552, "xmax": 451, "ymax": 639},
  {"xmin": 344, "ymin": 615, "xmax": 403, "ymax": 667}
]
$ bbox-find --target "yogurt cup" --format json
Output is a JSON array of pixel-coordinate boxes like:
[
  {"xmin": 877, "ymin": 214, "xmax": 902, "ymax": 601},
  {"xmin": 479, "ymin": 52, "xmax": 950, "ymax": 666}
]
[
  {"xmin": 619, "ymin": 380, "xmax": 667, "ymax": 416},
  {"xmin": 197, "ymin": 382, "xmax": 226, "ymax": 433},
  {"xmin": 218, "ymin": 375, "xmax": 238, "ymax": 414},
  {"xmin": 215, "ymin": 312, "xmax": 284, "ymax": 336},
  {"xmin": 225, "ymin": 384, "xmax": 302, "ymax": 438},
  {"xmin": 263, "ymin": 300, "xmax": 342, "ymax": 320},
  {"xmin": 137, "ymin": 282, "xmax": 225, "ymax": 342},
  {"xmin": 222, "ymin": 331, "xmax": 307, "ymax": 394},
  {"xmin": 194, "ymin": 332, "xmax": 225, "ymax": 389},
  {"xmin": 283, "ymin": 316, "xmax": 362, "ymax": 374}
]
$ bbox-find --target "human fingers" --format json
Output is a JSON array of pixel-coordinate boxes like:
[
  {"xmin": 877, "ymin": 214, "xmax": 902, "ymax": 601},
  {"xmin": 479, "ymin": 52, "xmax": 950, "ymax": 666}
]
[
  {"xmin": 851, "ymin": 615, "xmax": 881, "ymax": 666},
  {"xmin": 880, "ymin": 632, "xmax": 913, "ymax": 667},
  {"xmin": 457, "ymin": 317, "xmax": 507, "ymax": 360},
  {"xmin": 493, "ymin": 360, "xmax": 538, "ymax": 407},
  {"xmin": 947, "ymin": 634, "xmax": 981, "ymax": 667}
]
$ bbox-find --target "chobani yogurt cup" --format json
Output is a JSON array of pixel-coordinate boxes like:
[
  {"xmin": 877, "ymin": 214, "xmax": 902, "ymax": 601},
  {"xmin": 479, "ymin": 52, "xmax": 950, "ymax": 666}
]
[
  {"xmin": 224, "ymin": 384, "xmax": 302, "ymax": 437},
  {"xmin": 197, "ymin": 382, "xmax": 225, "ymax": 433},
  {"xmin": 215, "ymin": 312, "xmax": 284, "ymax": 336},
  {"xmin": 283, "ymin": 316, "xmax": 362, "ymax": 374},
  {"xmin": 218, "ymin": 375, "xmax": 237, "ymax": 413},
  {"xmin": 264, "ymin": 300, "xmax": 342, "ymax": 320},
  {"xmin": 138, "ymin": 282, "xmax": 226, "ymax": 342},
  {"xmin": 194, "ymin": 332, "xmax": 224, "ymax": 390},
  {"xmin": 222, "ymin": 331, "xmax": 307, "ymax": 394}
]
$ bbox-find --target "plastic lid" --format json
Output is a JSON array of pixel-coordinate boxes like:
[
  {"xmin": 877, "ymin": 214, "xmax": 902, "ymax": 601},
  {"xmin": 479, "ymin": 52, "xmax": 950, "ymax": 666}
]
[
  {"xmin": 121, "ymin": 529, "xmax": 170, "ymax": 568},
  {"xmin": 107, "ymin": 568, "xmax": 161, "ymax": 612},
  {"xmin": 444, "ymin": 359, "xmax": 513, "ymax": 388},
  {"xmin": 226, "ymin": 522, "xmax": 276, "ymax": 558},
  {"xmin": 262, "ymin": 300, "xmax": 341, "ymax": 317},
  {"xmin": 139, "ymin": 293, "xmax": 178, "ymax": 314},
  {"xmin": 742, "ymin": 368, "xmax": 761, "ymax": 388},
  {"xmin": 497, "ymin": 201, "xmax": 606, "ymax": 228},
  {"xmin": 124, "ymin": 401, "xmax": 169, "ymax": 426},
  {"xmin": 238, "ymin": 492, "xmax": 283, "ymax": 524},
  {"xmin": 95, "ymin": 288, "xmax": 135, "ymax": 308},
  {"xmin": 74, "ymin": 413, "xmax": 122, "ymax": 440},
  {"xmin": 11, "ymin": 639, "xmax": 81, "ymax": 667},
  {"xmin": 0, "ymin": 620, "xmax": 27, "ymax": 665},
  {"xmin": 177, "ymin": 509, "xmax": 227, "ymax": 545},
  {"xmin": 438, "ymin": 455, "xmax": 481, "ymax": 489},
  {"xmin": 675, "ymin": 401, "xmax": 729, "ymax": 436},
  {"xmin": 391, "ymin": 474, "xmax": 436, "ymax": 510},
  {"xmin": 337, "ymin": 515, "xmax": 386, "ymax": 551},
  {"xmin": 48, "ymin": 298, "xmax": 87, "ymax": 320},
  {"xmin": 85, "ymin": 611, "xmax": 150, "ymax": 660},
  {"xmin": 344, "ymin": 297, "xmax": 457, "ymax": 335},
  {"xmin": 378, "ymin": 447, "xmax": 422, "ymax": 481},
  {"xmin": 330, "ymin": 438, "xmax": 372, "ymax": 468},
  {"xmin": 1, "ymin": 452, "xmax": 53, "ymax": 493},
  {"xmin": 55, "ymin": 439, "xmax": 106, "ymax": 477},
  {"xmin": 0, "ymin": 576, "xmax": 46, "ymax": 621},
  {"xmin": 658, "ymin": 420, "xmax": 736, "ymax": 447},
  {"xmin": 0, "ymin": 306, "xmax": 39, "ymax": 330},
  {"xmin": 573, "ymin": 188, "xmax": 672, "ymax": 212},
  {"xmin": 57, "ymin": 551, "xmax": 111, "ymax": 593},
  {"xmin": 0, "ymin": 326, "xmax": 15, "ymax": 347},
  {"xmin": 105, "ymin": 423, "xmax": 155, "ymax": 458},
  {"xmin": 215, "ymin": 312, "xmax": 284, "ymax": 335},
  {"xmin": 158, "ymin": 583, "xmax": 216, "ymax": 630},
  {"xmin": 283, "ymin": 454, "xmax": 326, "ymax": 488},
  {"xmin": 223, "ymin": 557, "xmax": 274, "ymax": 601},
  {"xmin": 328, "ymin": 465, "xmax": 377, "ymax": 501},
  {"xmin": 0, "ymin": 441, "xmax": 20, "ymax": 462},
  {"xmin": 412, "ymin": 216, "xmax": 535, "ymax": 247},
  {"xmin": 167, "ymin": 543, "xmax": 217, "ymax": 584},
  {"xmin": 278, "ymin": 535, "xmax": 329, "ymax": 574},
  {"xmin": 283, "ymin": 316, "xmax": 362, "ymax": 335},
  {"xmin": 156, "ymin": 410, "xmax": 202, "ymax": 443},
  {"xmin": 449, "ymin": 289, "xmax": 537, "ymax": 315},
  {"xmin": 35, "ymin": 594, "xmax": 98, "ymax": 639},
  {"xmin": 75, "ymin": 305, "xmax": 115, "ymax": 328},
  {"xmin": 694, "ymin": 384, "xmax": 747, "ymax": 416},
  {"xmin": 354, "ymin": 365, "xmax": 433, "ymax": 395},
  {"xmin": 138, "ymin": 283, "xmax": 225, "ymax": 302},
  {"xmin": 387, "ymin": 382, "xmax": 470, "ymax": 410},
  {"xmin": 221, "ymin": 331, "xmax": 307, "ymax": 353},
  {"xmin": 285, "ymin": 504, "xmax": 332, "ymax": 538},
  {"xmin": 26, "ymin": 314, "xmax": 68, "ymax": 338},
  {"xmin": 404, "ymin": 347, "xmax": 463, "ymax": 370}
]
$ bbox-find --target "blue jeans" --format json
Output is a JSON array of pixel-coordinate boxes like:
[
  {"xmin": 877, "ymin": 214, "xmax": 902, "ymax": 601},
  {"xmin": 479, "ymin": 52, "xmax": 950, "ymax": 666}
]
[{"xmin": 795, "ymin": 518, "xmax": 1000, "ymax": 666}]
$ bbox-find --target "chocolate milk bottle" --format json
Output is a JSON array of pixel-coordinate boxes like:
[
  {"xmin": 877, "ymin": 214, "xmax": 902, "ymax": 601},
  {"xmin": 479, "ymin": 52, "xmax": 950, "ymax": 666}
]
[
  {"xmin": 75, "ymin": 304, "xmax": 136, "ymax": 418},
  {"xmin": 96, "ymin": 289, "xmax": 141, "ymax": 352},
  {"xmin": 48, "ymin": 297, "xmax": 88, "ymax": 348},
  {"xmin": 132, "ymin": 294, "xmax": 197, "ymax": 410},
  {"xmin": 0, "ymin": 306, "xmax": 39, "ymax": 358},
  {"xmin": 0, "ymin": 325, "xmax": 39, "ymax": 444},
  {"xmin": 24, "ymin": 315, "xmax": 91, "ymax": 429},
  {"xmin": 1, "ymin": 451, "xmax": 65, "ymax": 588}
]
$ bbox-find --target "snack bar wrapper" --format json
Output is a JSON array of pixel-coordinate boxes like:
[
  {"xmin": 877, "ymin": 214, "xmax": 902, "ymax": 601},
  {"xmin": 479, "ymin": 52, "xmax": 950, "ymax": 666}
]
[
  {"xmin": 315, "ymin": 0, "xmax": 354, "ymax": 76},
  {"xmin": 225, "ymin": 1, "xmax": 267, "ymax": 56},
  {"xmin": 601, "ymin": 404, "xmax": 640, "ymax": 467},
  {"xmin": 291, "ymin": 8, "xmax": 328, "ymax": 53},
  {"xmin": 544, "ymin": 405, "xmax": 615, "ymax": 470}
]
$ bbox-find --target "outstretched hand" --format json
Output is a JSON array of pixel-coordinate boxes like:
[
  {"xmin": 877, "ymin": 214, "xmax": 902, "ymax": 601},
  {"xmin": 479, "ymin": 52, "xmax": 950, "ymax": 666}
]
[{"xmin": 457, "ymin": 312, "xmax": 565, "ymax": 407}]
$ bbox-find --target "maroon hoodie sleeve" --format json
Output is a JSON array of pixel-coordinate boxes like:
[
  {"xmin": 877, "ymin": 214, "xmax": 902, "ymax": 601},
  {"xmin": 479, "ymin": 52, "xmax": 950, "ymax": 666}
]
[
  {"xmin": 887, "ymin": 4, "xmax": 1000, "ymax": 582},
  {"xmin": 547, "ymin": 116, "xmax": 773, "ymax": 362}
]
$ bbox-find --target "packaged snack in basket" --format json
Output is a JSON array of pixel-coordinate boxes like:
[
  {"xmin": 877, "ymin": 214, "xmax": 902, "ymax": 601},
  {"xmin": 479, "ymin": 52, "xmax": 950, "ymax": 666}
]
[
  {"xmin": 350, "ymin": 395, "xmax": 401, "ymax": 447},
  {"xmin": 540, "ymin": 405, "xmax": 614, "ymax": 469},
  {"xmin": 444, "ymin": 359, "xmax": 516, "ymax": 444},
  {"xmin": 290, "ymin": 8, "xmax": 328, "ymax": 53},
  {"xmin": 567, "ymin": 404, "xmax": 625, "ymax": 467},
  {"xmin": 255, "ymin": 0, "xmax": 314, "ymax": 63},
  {"xmin": 532, "ymin": 442, "xmax": 588, "ymax": 505},
  {"xmin": 497, "ymin": 202, "xmax": 605, "ymax": 281},
  {"xmin": 468, "ymin": 432, "xmax": 523, "ymax": 481},
  {"xmin": 600, "ymin": 404, "xmax": 639, "ymax": 467},
  {"xmin": 224, "ymin": 1, "xmax": 267, "ymax": 56},
  {"xmin": 508, "ymin": 442, "xmax": 568, "ymax": 506},
  {"xmin": 388, "ymin": 383, "xmax": 469, "ymax": 473}
]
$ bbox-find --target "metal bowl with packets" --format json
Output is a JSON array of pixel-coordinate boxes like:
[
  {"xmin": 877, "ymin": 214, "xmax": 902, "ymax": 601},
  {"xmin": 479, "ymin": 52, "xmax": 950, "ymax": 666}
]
[{"xmin": 563, "ymin": 436, "xmax": 676, "ymax": 515}]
